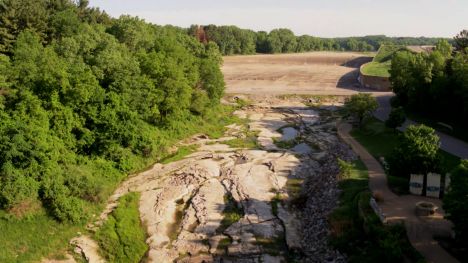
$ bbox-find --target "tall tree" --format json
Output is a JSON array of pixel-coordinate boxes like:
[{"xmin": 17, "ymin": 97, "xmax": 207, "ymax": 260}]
[{"xmin": 454, "ymin": 29, "xmax": 468, "ymax": 53}]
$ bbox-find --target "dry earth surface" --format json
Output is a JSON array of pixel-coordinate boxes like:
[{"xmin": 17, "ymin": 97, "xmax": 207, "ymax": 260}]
[{"xmin": 222, "ymin": 52, "xmax": 376, "ymax": 95}]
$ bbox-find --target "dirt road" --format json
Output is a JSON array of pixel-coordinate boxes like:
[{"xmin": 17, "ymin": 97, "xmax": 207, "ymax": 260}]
[{"xmin": 222, "ymin": 52, "xmax": 376, "ymax": 95}]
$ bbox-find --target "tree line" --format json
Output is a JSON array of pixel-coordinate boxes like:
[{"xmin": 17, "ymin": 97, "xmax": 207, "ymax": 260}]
[
  {"xmin": 189, "ymin": 24, "xmax": 447, "ymax": 55},
  {"xmin": 390, "ymin": 31, "xmax": 468, "ymax": 136},
  {"xmin": 0, "ymin": 0, "xmax": 225, "ymax": 222}
]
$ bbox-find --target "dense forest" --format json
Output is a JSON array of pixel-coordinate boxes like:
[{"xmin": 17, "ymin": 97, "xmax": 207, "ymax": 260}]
[
  {"xmin": 189, "ymin": 24, "xmax": 447, "ymax": 55},
  {"xmin": 0, "ymin": 0, "xmax": 226, "ymax": 222},
  {"xmin": 390, "ymin": 31, "xmax": 468, "ymax": 135}
]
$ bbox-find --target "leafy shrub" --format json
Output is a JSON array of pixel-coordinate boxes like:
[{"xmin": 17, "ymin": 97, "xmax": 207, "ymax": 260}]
[
  {"xmin": 40, "ymin": 174, "xmax": 86, "ymax": 223},
  {"xmin": 0, "ymin": 172, "xmax": 40, "ymax": 209},
  {"xmin": 388, "ymin": 124, "xmax": 441, "ymax": 178},
  {"xmin": 444, "ymin": 160, "xmax": 468, "ymax": 246},
  {"xmin": 385, "ymin": 107, "xmax": 406, "ymax": 129},
  {"xmin": 337, "ymin": 158, "xmax": 355, "ymax": 179}
]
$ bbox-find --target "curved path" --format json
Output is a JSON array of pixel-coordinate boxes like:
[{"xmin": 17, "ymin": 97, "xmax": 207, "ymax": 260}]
[
  {"xmin": 338, "ymin": 122, "xmax": 458, "ymax": 263},
  {"xmin": 374, "ymin": 94, "xmax": 468, "ymax": 159}
]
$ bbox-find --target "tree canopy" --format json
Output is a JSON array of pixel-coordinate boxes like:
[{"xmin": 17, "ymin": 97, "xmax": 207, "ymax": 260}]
[
  {"xmin": 344, "ymin": 93, "xmax": 378, "ymax": 127},
  {"xmin": 444, "ymin": 160, "xmax": 468, "ymax": 246},
  {"xmin": 0, "ymin": 0, "xmax": 225, "ymax": 222},
  {"xmin": 387, "ymin": 125, "xmax": 441, "ymax": 178},
  {"xmin": 390, "ymin": 34, "xmax": 468, "ymax": 132}
]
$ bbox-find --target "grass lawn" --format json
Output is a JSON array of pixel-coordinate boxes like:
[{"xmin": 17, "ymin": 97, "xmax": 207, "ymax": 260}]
[
  {"xmin": 361, "ymin": 45, "xmax": 407, "ymax": 78},
  {"xmin": 330, "ymin": 159, "xmax": 424, "ymax": 263},
  {"xmin": 95, "ymin": 192, "xmax": 148, "ymax": 263},
  {"xmin": 0, "ymin": 210, "xmax": 85, "ymax": 262},
  {"xmin": 351, "ymin": 118, "xmax": 462, "ymax": 194},
  {"xmin": 361, "ymin": 61, "xmax": 391, "ymax": 77}
]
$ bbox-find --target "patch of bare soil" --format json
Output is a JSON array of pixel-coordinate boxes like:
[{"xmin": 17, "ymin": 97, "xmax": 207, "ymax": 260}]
[{"xmin": 222, "ymin": 52, "xmax": 374, "ymax": 95}]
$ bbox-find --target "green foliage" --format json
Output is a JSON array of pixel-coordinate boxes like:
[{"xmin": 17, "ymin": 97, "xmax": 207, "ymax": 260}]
[
  {"xmin": 454, "ymin": 30, "xmax": 468, "ymax": 52},
  {"xmin": 191, "ymin": 25, "xmax": 445, "ymax": 56},
  {"xmin": 0, "ymin": 0, "xmax": 226, "ymax": 224},
  {"xmin": 218, "ymin": 194, "xmax": 244, "ymax": 234},
  {"xmin": 330, "ymin": 160, "xmax": 424, "ymax": 263},
  {"xmin": 361, "ymin": 61, "xmax": 391, "ymax": 77},
  {"xmin": 350, "ymin": 118, "xmax": 460, "ymax": 190},
  {"xmin": 0, "ymin": 209, "xmax": 84, "ymax": 262},
  {"xmin": 338, "ymin": 158, "xmax": 355, "ymax": 179},
  {"xmin": 95, "ymin": 192, "xmax": 148, "ymax": 263},
  {"xmin": 373, "ymin": 45, "xmax": 407, "ymax": 63},
  {"xmin": 388, "ymin": 125, "xmax": 441, "ymax": 178},
  {"xmin": 361, "ymin": 45, "xmax": 406, "ymax": 77},
  {"xmin": 390, "ymin": 33, "xmax": 468, "ymax": 136},
  {"xmin": 160, "ymin": 145, "xmax": 198, "ymax": 164},
  {"xmin": 444, "ymin": 160, "xmax": 468, "ymax": 246},
  {"xmin": 385, "ymin": 107, "xmax": 406, "ymax": 129},
  {"xmin": 344, "ymin": 93, "xmax": 378, "ymax": 127}
]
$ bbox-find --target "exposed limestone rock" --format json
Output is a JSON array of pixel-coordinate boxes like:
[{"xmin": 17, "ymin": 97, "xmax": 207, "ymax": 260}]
[
  {"xmin": 192, "ymin": 179, "xmax": 226, "ymax": 236},
  {"xmin": 70, "ymin": 236, "xmax": 105, "ymax": 263},
  {"xmin": 65, "ymin": 100, "xmax": 350, "ymax": 263},
  {"xmin": 277, "ymin": 204, "xmax": 302, "ymax": 250}
]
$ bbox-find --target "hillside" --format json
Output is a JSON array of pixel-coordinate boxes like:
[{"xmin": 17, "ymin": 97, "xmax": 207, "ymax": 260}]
[
  {"xmin": 361, "ymin": 45, "xmax": 407, "ymax": 77},
  {"xmin": 0, "ymin": 0, "xmax": 230, "ymax": 261}
]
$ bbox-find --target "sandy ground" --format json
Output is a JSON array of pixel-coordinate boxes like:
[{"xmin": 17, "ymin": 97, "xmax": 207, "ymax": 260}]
[{"xmin": 222, "ymin": 52, "xmax": 379, "ymax": 95}]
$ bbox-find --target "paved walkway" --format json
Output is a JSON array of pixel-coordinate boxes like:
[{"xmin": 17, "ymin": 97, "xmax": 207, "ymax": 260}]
[
  {"xmin": 374, "ymin": 94, "xmax": 468, "ymax": 159},
  {"xmin": 338, "ymin": 122, "xmax": 458, "ymax": 263}
]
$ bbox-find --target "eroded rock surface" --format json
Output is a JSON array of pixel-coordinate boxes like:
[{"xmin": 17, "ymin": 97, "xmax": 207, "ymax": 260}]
[{"xmin": 68, "ymin": 97, "xmax": 351, "ymax": 263}]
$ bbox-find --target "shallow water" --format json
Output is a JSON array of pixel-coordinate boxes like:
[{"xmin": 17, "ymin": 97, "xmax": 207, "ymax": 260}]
[{"xmin": 281, "ymin": 127, "xmax": 299, "ymax": 141}]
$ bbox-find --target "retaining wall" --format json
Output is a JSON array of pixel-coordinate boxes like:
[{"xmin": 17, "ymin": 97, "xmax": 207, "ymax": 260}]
[{"xmin": 359, "ymin": 64, "xmax": 392, "ymax": 91}]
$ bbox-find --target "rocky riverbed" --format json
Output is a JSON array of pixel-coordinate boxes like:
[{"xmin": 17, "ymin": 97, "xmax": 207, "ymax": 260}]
[{"xmin": 59, "ymin": 97, "xmax": 356, "ymax": 263}]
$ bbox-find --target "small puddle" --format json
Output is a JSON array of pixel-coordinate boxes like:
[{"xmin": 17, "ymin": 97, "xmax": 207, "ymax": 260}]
[
  {"xmin": 291, "ymin": 143, "xmax": 312, "ymax": 155},
  {"xmin": 280, "ymin": 127, "xmax": 298, "ymax": 141}
]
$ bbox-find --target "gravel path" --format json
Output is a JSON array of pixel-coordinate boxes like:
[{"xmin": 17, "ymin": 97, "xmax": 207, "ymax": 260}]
[{"xmin": 338, "ymin": 122, "xmax": 459, "ymax": 263}]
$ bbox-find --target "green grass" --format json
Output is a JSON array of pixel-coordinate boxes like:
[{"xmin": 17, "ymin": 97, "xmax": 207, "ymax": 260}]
[
  {"xmin": 361, "ymin": 45, "xmax": 407, "ymax": 78},
  {"xmin": 0, "ymin": 209, "xmax": 84, "ymax": 262},
  {"xmin": 223, "ymin": 129, "xmax": 260, "ymax": 149},
  {"xmin": 95, "ymin": 192, "xmax": 148, "ymax": 263},
  {"xmin": 373, "ymin": 45, "xmax": 406, "ymax": 63},
  {"xmin": 350, "ymin": 118, "xmax": 399, "ymax": 159},
  {"xmin": 167, "ymin": 198, "xmax": 187, "ymax": 243},
  {"xmin": 361, "ymin": 61, "xmax": 391, "ymax": 77},
  {"xmin": 330, "ymin": 159, "xmax": 425, "ymax": 263},
  {"xmin": 351, "ymin": 118, "xmax": 461, "ymax": 193},
  {"xmin": 0, "ymin": 104, "xmax": 241, "ymax": 262},
  {"xmin": 160, "ymin": 145, "xmax": 199, "ymax": 164},
  {"xmin": 217, "ymin": 194, "xmax": 244, "ymax": 234}
]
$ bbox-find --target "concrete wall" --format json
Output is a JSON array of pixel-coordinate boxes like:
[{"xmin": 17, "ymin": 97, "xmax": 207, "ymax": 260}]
[{"xmin": 359, "ymin": 64, "xmax": 392, "ymax": 91}]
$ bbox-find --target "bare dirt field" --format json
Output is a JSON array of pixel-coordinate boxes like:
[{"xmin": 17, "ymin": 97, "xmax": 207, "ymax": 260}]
[{"xmin": 222, "ymin": 52, "xmax": 377, "ymax": 95}]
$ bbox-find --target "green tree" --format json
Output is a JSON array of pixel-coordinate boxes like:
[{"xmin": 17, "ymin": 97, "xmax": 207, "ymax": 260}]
[
  {"xmin": 454, "ymin": 29, "xmax": 468, "ymax": 53},
  {"xmin": 267, "ymin": 29, "xmax": 297, "ymax": 53},
  {"xmin": 388, "ymin": 125, "xmax": 441, "ymax": 178},
  {"xmin": 435, "ymin": 39, "xmax": 453, "ymax": 58},
  {"xmin": 385, "ymin": 107, "xmax": 406, "ymax": 129},
  {"xmin": 344, "ymin": 93, "xmax": 378, "ymax": 127},
  {"xmin": 444, "ymin": 160, "xmax": 468, "ymax": 246}
]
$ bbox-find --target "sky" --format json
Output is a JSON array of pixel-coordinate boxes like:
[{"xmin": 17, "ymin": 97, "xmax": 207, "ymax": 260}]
[{"xmin": 89, "ymin": 0, "xmax": 467, "ymax": 38}]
